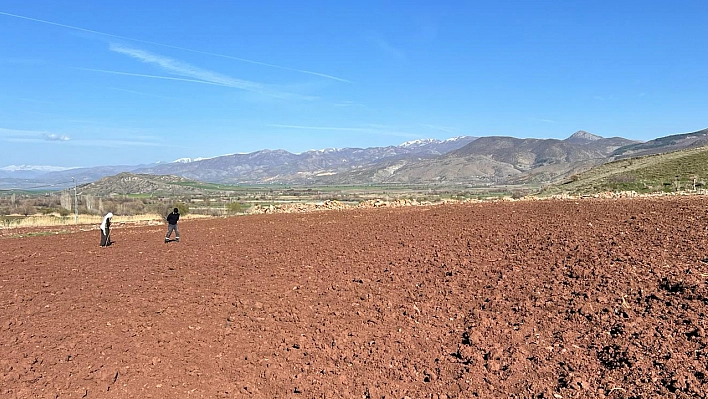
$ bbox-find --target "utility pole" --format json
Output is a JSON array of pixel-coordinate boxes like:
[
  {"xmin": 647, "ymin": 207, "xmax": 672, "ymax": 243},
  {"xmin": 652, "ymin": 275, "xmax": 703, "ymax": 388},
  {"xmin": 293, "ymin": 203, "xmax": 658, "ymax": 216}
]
[{"xmin": 72, "ymin": 177, "xmax": 78, "ymax": 224}]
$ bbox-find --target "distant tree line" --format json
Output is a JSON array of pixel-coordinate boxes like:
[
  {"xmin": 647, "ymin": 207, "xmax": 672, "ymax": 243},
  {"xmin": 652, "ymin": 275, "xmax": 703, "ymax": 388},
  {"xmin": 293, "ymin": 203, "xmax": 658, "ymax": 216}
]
[
  {"xmin": 0, "ymin": 190, "xmax": 255, "ymax": 218},
  {"xmin": 0, "ymin": 191, "xmax": 187, "ymax": 217}
]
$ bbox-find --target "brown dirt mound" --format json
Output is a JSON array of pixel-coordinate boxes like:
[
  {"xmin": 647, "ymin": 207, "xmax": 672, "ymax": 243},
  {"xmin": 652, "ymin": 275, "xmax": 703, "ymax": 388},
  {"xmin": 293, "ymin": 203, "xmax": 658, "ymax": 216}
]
[{"xmin": 2, "ymin": 197, "xmax": 708, "ymax": 398}]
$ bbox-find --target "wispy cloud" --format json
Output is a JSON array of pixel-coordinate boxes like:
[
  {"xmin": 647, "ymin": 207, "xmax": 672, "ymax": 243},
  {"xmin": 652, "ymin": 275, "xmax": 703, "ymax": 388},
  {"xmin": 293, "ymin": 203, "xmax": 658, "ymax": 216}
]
[
  {"xmin": 15, "ymin": 97, "xmax": 55, "ymax": 105},
  {"xmin": 367, "ymin": 34, "xmax": 406, "ymax": 61},
  {"xmin": 333, "ymin": 100, "xmax": 366, "ymax": 108},
  {"xmin": 44, "ymin": 133, "xmax": 70, "ymax": 141},
  {"xmin": 421, "ymin": 124, "xmax": 458, "ymax": 134},
  {"xmin": 110, "ymin": 44, "xmax": 264, "ymax": 90},
  {"xmin": 0, "ymin": 127, "xmax": 70, "ymax": 143},
  {"xmin": 0, "ymin": 126, "xmax": 166, "ymax": 148},
  {"xmin": 268, "ymin": 124, "xmax": 370, "ymax": 132},
  {"xmin": 80, "ymin": 67, "xmax": 231, "ymax": 88},
  {"xmin": 0, "ymin": 57, "xmax": 45, "ymax": 66},
  {"xmin": 0, "ymin": 11, "xmax": 350, "ymax": 83},
  {"xmin": 103, "ymin": 86, "xmax": 178, "ymax": 100},
  {"xmin": 530, "ymin": 118, "xmax": 558, "ymax": 124},
  {"xmin": 99, "ymin": 45, "xmax": 316, "ymax": 100},
  {"xmin": 268, "ymin": 123, "xmax": 418, "ymax": 139},
  {"xmin": 61, "ymin": 131, "xmax": 167, "ymax": 149},
  {"xmin": 71, "ymin": 139, "xmax": 165, "ymax": 148}
]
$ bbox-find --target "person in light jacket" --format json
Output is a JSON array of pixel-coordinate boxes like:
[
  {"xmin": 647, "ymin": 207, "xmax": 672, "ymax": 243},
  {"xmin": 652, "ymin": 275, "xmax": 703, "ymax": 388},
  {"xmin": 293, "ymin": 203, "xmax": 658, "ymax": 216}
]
[
  {"xmin": 100, "ymin": 212, "xmax": 113, "ymax": 247},
  {"xmin": 165, "ymin": 208, "xmax": 180, "ymax": 243}
]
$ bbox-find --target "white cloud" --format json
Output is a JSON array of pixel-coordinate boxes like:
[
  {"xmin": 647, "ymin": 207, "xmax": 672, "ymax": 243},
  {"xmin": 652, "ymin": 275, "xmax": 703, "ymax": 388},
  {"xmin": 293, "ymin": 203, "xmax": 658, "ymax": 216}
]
[
  {"xmin": 44, "ymin": 133, "xmax": 70, "ymax": 141},
  {"xmin": 0, "ymin": 127, "xmax": 70, "ymax": 143},
  {"xmin": 0, "ymin": 127, "xmax": 165, "ymax": 148}
]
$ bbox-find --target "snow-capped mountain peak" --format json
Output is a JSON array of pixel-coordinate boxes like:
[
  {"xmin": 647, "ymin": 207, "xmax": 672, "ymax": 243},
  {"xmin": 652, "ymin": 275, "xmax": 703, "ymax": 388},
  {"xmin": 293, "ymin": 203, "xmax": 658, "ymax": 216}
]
[
  {"xmin": 172, "ymin": 157, "xmax": 209, "ymax": 163},
  {"xmin": 400, "ymin": 139, "xmax": 440, "ymax": 147},
  {"xmin": 443, "ymin": 136, "xmax": 469, "ymax": 143},
  {"xmin": 303, "ymin": 148, "xmax": 343, "ymax": 154}
]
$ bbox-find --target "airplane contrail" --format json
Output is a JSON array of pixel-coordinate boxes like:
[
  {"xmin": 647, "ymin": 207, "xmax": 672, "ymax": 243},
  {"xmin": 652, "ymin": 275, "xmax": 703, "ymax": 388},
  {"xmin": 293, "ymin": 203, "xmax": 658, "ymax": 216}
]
[
  {"xmin": 0, "ymin": 11, "xmax": 351, "ymax": 83},
  {"xmin": 78, "ymin": 68, "xmax": 233, "ymax": 88},
  {"xmin": 79, "ymin": 68, "xmax": 316, "ymax": 101}
]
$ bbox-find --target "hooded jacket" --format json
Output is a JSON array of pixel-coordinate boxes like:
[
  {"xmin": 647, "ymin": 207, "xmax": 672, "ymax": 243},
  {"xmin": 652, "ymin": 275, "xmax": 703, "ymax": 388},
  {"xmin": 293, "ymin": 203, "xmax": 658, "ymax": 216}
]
[{"xmin": 166, "ymin": 211, "xmax": 180, "ymax": 225}]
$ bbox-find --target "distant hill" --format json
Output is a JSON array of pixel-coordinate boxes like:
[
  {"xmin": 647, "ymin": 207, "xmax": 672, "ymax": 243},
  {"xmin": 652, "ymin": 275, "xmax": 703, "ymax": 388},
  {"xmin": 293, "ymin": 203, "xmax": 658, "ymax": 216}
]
[
  {"xmin": 78, "ymin": 173, "xmax": 216, "ymax": 196},
  {"xmin": 43, "ymin": 165, "xmax": 150, "ymax": 186},
  {"xmin": 545, "ymin": 144, "xmax": 708, "ymax": 195},
  {"xmin": 0, "ymin": 137, "xmax": 477, "ymax": 189},
  {"xmin": 564, "ymin": 130, "xmax": 603, "ymax": 144},
  {"xmin": 313, "ymin": 131, "xmax": 638, "ymax": 186},
  {"xmin": 7, "ymin": 128, "xmax": 708, "ymax": 192},
  {"xmin": 130, "ymin": 136, "xmax": 478, "ymax": 184},
  {"xmin": 451, "ymin": 133, "xmax": 632, "ymax": 168},
  {"xmin": 611, "ymin": 128, "xmax": 708, "ymax": 159}
]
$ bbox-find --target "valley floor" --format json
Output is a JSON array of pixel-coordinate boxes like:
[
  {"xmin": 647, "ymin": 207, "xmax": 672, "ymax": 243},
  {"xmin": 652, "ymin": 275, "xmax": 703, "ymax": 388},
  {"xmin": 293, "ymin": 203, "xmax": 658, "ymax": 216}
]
[{"xmin": 2, "ymin": 197, "xmax": 708, "ymax": 398}]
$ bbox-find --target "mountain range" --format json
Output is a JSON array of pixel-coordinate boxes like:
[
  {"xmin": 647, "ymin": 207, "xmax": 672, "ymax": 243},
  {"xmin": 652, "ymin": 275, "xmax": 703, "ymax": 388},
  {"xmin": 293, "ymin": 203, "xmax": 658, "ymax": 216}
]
[{"xmin": 2, "ymin": 128, "xmax": 708, "ymax": 191}]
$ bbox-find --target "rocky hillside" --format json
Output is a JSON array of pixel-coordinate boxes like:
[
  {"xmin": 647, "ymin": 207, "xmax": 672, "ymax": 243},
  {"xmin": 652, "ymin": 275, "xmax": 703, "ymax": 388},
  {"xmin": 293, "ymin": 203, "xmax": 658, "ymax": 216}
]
[
  {"xmin": 611, "ymin": 127, "xmax": 708, "ymax": 159},
  {"xmin": 312, "ymin": 131, "xmax": 639, "ymax": 185},
  {"xmin": 78, "ymin": 173, "xmax": 209, "ymax": 196},
  {"xmin": 546, "ymin": 143, "xmax": 708, "ymax": 196}
]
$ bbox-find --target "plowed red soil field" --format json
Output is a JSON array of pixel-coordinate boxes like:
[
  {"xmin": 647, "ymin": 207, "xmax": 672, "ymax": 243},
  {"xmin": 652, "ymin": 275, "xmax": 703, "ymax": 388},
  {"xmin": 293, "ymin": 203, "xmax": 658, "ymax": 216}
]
[{"xmin": 2, "ymin": 197, "xmax": 708, "ymax": 398}]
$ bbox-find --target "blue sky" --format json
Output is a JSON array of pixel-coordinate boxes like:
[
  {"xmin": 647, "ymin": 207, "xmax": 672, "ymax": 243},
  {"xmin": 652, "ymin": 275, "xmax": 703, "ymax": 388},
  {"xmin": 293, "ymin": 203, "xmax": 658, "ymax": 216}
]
[{"xmin": 1, "ymin": 1, "xmax": 706, "ymax": 168}]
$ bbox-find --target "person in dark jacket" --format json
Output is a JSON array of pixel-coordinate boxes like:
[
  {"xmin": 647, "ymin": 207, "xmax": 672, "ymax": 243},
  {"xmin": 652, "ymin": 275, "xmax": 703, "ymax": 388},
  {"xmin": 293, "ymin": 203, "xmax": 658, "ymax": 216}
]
[
  {"xmin": 165, "ymin": 208, "xmax": 180, "ymax": 243},
  {"xmin": 100, "ymin": 212, "xmax": 113, "ymax": 247}
]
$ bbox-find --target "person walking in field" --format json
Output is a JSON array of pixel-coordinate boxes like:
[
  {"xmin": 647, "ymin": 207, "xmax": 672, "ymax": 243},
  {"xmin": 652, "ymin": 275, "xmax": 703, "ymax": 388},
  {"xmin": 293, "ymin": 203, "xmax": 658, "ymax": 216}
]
[
  {"xmin": 100, "ymin": 212, "xmax": 113, "ymax": 247},
  {"xmin": 165, "ymin": 207, "xmax": 180, "ymax": 243}
]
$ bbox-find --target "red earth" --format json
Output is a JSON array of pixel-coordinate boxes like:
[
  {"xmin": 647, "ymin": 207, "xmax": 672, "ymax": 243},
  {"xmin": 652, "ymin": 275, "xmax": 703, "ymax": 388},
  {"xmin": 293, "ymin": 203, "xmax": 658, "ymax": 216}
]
[{"xmin": 2, "ymin": 197, "xmax": 708, "ymax": 398}]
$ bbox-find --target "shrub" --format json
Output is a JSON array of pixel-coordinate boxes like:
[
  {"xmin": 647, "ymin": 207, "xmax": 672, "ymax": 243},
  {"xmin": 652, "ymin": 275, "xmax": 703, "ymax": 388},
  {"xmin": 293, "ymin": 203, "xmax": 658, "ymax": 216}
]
[
  {"xmin": 19, "ymin": 204, "xmax": 36, "ymax": 216},
  {"xmin": 39, "ymin": 207, "xmax": 55, "ymax": 215},
  {"xmin": 226, "ymin": 202, "xmax": 243, "ymax": 214},
  {"xmin": 208, "ymin": 208, "xmax": 224, "ymax": 217}
]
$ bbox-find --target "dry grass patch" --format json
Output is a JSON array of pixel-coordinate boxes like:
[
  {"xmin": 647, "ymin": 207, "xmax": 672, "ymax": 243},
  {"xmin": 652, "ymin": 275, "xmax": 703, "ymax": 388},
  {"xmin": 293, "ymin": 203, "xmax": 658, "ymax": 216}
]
[{"xmin": 0, "ymin": 213, "xmax": 212, "ymax": 229}]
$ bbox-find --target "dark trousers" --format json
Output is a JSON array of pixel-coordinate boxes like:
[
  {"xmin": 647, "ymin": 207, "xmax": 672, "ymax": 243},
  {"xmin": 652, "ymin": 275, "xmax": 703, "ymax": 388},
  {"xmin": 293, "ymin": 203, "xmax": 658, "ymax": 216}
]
[
  {"xmin": 100, "ymin": 228, "xmax": 111, "ymax": 246},
  {"xmin": 166, "ymin": 224, "xmax": 179, "ymax": 239}
]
